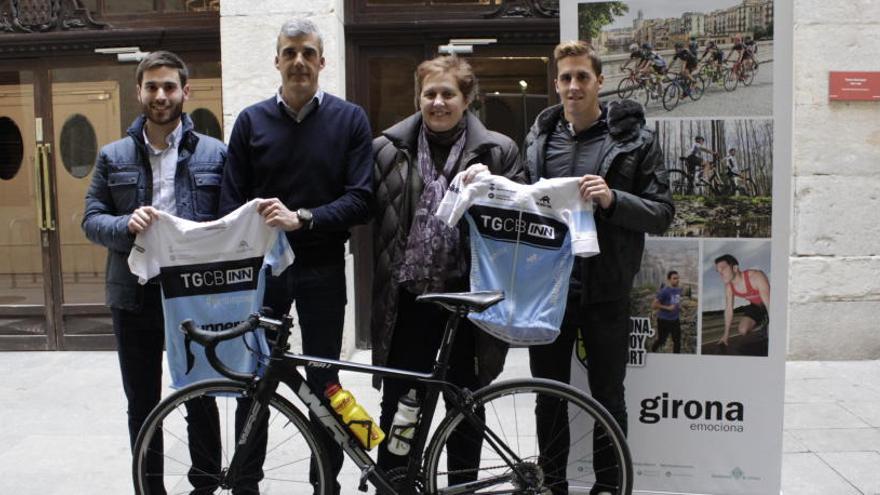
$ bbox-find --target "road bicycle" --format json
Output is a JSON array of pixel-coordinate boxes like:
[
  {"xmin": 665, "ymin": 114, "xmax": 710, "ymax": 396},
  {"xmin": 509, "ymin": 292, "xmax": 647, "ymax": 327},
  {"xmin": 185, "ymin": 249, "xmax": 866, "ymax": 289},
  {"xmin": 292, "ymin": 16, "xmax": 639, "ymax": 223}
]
[
  {"xmin": 661, "ymin": 71, "xmax": 705, "ymax": 111},
  {"xmin": 616, "ymin": 68, "xmax": 641, "ymax": 99},
  {"xmin": 634, "ymin": 71, "xmax": 667, "ymax": 108},
  {"xmin": 133, "ymin": 291, "xmax": 633, "ymax": 494},
  {"xmin": 697, "ymin": 61, "xmax": 729, "ymax": 89},
  {"xmin": 670, "ymin": 157, "xmax": 758, "ymax": 198},
  {"xmin": 723, "ymin": 58, "xmax": 758, "ymax": 91}
]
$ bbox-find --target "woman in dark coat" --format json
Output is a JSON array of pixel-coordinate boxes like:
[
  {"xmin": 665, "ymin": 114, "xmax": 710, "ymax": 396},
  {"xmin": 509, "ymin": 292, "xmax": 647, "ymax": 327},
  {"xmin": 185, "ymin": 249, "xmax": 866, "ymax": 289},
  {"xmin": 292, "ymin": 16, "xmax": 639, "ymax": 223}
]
[{"xmin": 371, "ymin": 55, "xmax": 524, "ymax": 484}]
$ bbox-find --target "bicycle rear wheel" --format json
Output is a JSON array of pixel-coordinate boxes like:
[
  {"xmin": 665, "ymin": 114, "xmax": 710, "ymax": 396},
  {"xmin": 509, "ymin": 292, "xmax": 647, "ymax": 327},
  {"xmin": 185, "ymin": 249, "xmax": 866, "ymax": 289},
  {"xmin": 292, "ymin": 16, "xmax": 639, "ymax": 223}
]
[
  {"xmin": 667, "ymin": 169, "xmax": 692, "ymax": 195},
  {"xmin": 743, "ymin": 64, "xmax": 757, "ymax": 86},
  {"xmin": 133, "ymin": 380, "xmax": 331, "ymax": 495},
  {"xmin": 424, "ymin": 378, "xmax": 632, "ymax": 495}
]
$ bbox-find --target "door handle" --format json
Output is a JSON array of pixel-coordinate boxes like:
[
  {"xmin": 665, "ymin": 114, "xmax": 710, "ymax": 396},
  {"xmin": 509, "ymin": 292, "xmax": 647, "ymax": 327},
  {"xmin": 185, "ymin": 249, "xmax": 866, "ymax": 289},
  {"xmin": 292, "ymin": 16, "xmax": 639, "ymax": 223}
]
[
  {"xmin": 40, "ymin": 143, "xmax": 55, "ymax": 231},
  {"xmin": 34, "ymin": 144, "xmax": 46, "ymax": 231}
]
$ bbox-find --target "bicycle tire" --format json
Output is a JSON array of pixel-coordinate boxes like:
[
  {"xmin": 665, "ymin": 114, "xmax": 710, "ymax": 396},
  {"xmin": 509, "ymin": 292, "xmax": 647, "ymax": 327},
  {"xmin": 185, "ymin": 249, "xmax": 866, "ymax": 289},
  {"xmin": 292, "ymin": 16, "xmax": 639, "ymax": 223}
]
[
  {"xmin": 667, "ymin": 169, "xmax": 692, "ymax": 195},
  {"xmin": 617, "ymin": 77, "xmax": 637, "ymax": 99},
  {"xmin": 743, "ymin": 64, "xmax": 757, "ymax": 86},
  {"xmin": 689, "ymin": 75, "xmax": 705, "ymax": 101},
  {"xmin": 662, "ymin": 81, "xmax": 680, "ymax": 111},
  {"xmin": 423, "ymin": 378, "xmax": 633, "ymax": 495},
  {"xmin": 723, "ymin": 67, "xmax": 738, "ymax": 91},
  {"xmin": 133, "ymin": 380, "xmax": 331, "ymax": 495}
]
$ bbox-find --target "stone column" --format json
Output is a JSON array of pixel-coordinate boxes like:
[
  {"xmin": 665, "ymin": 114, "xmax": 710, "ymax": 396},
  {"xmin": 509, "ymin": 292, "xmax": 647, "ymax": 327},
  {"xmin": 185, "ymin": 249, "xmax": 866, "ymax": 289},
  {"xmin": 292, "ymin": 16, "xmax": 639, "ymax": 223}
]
[
  {"xmin": 790, "ymin": 0, "xmax": 880, "ymax": 359},
  {"xmin": 220, "ymin": 0, "xmax": 357, "ymax": 358}
]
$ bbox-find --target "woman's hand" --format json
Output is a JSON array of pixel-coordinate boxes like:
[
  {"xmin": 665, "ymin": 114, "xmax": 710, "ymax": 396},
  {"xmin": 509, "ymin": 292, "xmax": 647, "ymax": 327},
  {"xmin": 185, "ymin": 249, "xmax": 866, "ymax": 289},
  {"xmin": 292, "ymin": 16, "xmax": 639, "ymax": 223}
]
[{"xmin": 462, "ymin": 163, "xmax": 489, "ymax": 185}]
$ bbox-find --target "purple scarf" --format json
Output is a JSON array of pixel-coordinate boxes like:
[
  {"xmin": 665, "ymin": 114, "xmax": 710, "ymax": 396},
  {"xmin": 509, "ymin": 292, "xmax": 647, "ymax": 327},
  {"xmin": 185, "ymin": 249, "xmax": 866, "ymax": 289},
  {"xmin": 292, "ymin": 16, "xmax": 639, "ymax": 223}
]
[{"xmin": 396, "ymin": 121, "xmax": 468, "ymax": 294}]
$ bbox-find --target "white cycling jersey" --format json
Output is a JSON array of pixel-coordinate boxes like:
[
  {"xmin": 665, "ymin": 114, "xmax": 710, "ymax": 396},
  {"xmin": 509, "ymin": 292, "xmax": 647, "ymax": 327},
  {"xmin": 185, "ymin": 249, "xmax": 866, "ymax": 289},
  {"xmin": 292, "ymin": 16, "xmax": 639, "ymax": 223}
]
[
  {"xmin": 436, "ymin": 172, "xmax": 599, "ymax": 345},
  {"xmin": 128, "ymin": 200, "xmax": 294, "ymax": 388}
]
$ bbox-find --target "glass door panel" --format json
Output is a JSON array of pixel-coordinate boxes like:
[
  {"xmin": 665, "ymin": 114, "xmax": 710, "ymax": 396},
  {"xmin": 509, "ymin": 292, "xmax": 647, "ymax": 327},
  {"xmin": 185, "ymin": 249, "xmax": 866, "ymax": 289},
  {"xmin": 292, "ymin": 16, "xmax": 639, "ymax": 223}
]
[
  {"xmin": 52, "ymin": 81, "xmax": 121, "ymax": 306},
  {"xmin": 186, "ymin": 78, "xmax": 223, "ymax": 140},
  {"xmin": 0, "ymin": 71, "xmax": 51, "ymax": 347}
]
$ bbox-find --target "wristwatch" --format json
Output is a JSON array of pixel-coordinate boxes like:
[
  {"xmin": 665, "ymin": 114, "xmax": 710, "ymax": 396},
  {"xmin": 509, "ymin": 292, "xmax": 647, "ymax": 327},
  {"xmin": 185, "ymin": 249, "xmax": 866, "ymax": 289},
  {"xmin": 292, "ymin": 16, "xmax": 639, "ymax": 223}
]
[{"xmin": 296, "ymin": 208, "xmax": 314, "ymax": 230}]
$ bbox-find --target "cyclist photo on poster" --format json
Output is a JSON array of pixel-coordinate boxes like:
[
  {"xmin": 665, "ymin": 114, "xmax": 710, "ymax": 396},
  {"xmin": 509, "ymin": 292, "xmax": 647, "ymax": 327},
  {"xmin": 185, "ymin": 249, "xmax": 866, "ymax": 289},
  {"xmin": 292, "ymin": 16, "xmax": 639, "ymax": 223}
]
[
  {"xmin": 629, "ymin": 239, "xmax": 699, "ymax": 354},
  {"xmin": 575, "ymin": 0, "xmax": 773, "ymax": 118},
  {"xmin": 701, "ymin": 239, "xmax": 771, "ymax": 357},
  {"xmin": 656, "ymin": 118, "xmax": 773, "ymax": 238}
]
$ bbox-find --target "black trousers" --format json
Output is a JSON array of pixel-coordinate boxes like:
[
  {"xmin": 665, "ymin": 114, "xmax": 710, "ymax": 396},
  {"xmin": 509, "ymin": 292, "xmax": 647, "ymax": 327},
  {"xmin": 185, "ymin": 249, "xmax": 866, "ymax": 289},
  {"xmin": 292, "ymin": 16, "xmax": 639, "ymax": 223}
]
[
  {"xmin": 113, "ymin": 284, "xmax": 232, "ymax": 494},
  {"xmin": 377, "ymin": 289, "xmax": 487, "ymax": 491},
  {"xmin": 263, "ymin": 260, "xmax": 347, "ymax": 495},
  {"xmin": 652, "ymin": 318, "xmax": 681, "ymax": 353},
  {"xmin": 528, "ymin": 298, "xmax": 630, "ymax": 495}
]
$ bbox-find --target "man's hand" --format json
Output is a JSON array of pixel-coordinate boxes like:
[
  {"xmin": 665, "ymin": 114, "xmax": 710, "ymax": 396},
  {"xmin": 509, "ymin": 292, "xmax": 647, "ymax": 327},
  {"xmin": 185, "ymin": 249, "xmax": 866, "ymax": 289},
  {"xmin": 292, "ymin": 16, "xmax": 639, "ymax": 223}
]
[
  {"xmin": 257, "ymin": 198, "xmax": 303, "ymax": 231},
  {"xmin": 578, "ymin": 174, "xmax": 615, "ymax": 210},
  {"xmin": 461, "ymin": 163, "xmax": 489, "ymax": 185},
  {"xmin": 128, "ymin": 206, "xmax": 159, "ymax": 234},
  {"xmin": 718, "ymin": 334, "xmax": 729, "ymax": 346}
]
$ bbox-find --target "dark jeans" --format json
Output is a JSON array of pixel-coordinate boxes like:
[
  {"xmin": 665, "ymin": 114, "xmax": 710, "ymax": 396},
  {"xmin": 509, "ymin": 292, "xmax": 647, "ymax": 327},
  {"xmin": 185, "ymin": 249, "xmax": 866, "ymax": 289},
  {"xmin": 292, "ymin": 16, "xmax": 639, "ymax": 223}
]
[
  {"xmin": 652, "ymin": 318, "xmax": 681, "ymax": 353},
  {"xmin": 113, "ymin": 284, "xmax": 166, "ymax": 495},
  {"xmin": 263, "ymin": 260, "xmax": 347, "ymax": 495},
  {"xmin": 528, "ymin": 298, "xmax": 630, "ymax": 495},
  {"xmin": 377, "ymin": 289, "xmax": 487, "ymax": 491}
]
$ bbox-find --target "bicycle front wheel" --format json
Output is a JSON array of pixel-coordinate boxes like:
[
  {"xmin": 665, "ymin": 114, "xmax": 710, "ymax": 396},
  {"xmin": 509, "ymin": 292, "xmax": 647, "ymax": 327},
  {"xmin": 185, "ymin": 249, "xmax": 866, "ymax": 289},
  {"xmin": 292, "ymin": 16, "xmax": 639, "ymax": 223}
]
[
  {"xmin": 689, "ymin": 75, "xmax": 706, "ymax": 101},
  {"xmin": 724, "ymin": 68, "xmax": 739, "ymax": 91},
  {"xmin": 133, "ymin": 380, "xmax": 331, "ymax": 495},
  {"xmin": 662, "ymin": 81, "xmax": 680, "ymax": 111},
  {"xmin": 424, "ymin": 378, "xmax": 633, "ymax": 495},
  {"xmin": 617, "ymin": 77, "xmax": 637, "ymax": 99}
]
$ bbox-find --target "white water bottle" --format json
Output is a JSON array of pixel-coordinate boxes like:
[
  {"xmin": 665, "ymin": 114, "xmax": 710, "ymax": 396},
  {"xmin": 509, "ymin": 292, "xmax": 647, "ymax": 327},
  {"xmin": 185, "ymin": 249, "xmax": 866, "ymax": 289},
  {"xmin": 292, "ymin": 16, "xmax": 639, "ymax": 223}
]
[{"xmin": 387, "ymin": 389, "xmax": 420, "ymax": 456}]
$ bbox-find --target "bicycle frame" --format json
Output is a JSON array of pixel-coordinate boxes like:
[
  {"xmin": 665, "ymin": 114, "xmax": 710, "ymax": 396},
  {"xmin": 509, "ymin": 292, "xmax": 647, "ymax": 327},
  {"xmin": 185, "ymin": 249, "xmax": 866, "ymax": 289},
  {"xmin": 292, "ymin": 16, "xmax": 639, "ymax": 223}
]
[{"xmin": 204, "ymin": 309, "xmax": 528, "ymax": 495}]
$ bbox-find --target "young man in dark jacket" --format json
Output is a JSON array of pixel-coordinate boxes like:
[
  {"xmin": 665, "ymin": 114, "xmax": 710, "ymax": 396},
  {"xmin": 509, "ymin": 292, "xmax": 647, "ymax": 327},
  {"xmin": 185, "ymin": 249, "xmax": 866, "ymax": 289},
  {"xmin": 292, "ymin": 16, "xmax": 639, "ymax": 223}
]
[
  {"xmin": 524, "ymin": 41, "xmax": 674, "ymax": 495},
  {"xmin": 82, "ymin": 51, "xmax": 226, "ymax": 494}
]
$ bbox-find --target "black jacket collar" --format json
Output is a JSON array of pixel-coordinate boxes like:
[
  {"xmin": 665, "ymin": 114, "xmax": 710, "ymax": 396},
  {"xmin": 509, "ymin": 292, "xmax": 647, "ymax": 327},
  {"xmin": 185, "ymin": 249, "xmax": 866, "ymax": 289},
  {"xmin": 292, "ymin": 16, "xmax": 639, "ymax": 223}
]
[{"xmin": 531, "ymin": 99, "xmax": 645, "ymax": 143}]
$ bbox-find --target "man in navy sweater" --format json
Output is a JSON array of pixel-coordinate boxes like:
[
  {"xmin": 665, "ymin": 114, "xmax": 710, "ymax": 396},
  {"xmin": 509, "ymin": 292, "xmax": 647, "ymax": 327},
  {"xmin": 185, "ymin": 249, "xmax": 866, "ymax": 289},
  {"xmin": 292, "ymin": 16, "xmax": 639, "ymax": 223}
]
[{"xmin": 219, "ymin": 18, "xmax": 373, "ymax": 494}]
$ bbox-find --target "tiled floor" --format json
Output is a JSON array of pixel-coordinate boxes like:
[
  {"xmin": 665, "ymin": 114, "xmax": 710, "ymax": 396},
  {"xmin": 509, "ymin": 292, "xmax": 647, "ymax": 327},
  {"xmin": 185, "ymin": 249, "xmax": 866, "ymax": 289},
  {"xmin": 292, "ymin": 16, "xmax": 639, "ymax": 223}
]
[
  {"xmin": 782, "ymin": 360, "xmax": 880, "ymax": 495},
  {"xmin": 0, "ymin": 352, "xmax": 877, "ymax": 494}
]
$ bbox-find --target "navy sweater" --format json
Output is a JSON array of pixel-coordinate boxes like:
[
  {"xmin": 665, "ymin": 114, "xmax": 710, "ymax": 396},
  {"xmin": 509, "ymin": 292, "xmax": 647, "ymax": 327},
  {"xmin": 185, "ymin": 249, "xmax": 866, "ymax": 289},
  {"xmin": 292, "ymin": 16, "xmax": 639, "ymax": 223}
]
[{"xmin": 219, "ymin": 93, "xmax": 373, "ymax": 261}]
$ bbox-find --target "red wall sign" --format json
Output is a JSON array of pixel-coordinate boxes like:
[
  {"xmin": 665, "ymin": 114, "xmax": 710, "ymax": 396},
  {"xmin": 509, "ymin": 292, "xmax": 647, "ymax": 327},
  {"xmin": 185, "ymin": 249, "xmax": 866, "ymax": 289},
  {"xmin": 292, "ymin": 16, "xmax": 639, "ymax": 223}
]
[{"xmin": 829, "ymin": 71, "xmax": 880, "ymax": 101}]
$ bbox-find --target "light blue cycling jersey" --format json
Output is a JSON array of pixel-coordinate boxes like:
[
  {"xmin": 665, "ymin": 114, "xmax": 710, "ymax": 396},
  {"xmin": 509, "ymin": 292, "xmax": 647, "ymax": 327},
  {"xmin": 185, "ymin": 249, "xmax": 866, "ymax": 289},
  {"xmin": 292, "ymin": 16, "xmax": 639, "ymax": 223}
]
[
  {"xmin": 128, "ymin": 200, "xmax": 294, "ymax": 388},
  {"xmin": 436, "ymin": 172, "xmax": 599, "ymax": 345}
]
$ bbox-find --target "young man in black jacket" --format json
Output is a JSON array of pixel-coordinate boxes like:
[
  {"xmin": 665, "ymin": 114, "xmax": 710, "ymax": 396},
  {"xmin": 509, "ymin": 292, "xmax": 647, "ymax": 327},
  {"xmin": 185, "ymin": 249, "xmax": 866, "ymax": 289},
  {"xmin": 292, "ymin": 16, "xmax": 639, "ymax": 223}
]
[{"xmin": 524, "ymin": 40, "xmax": 674, "ymax": 495}]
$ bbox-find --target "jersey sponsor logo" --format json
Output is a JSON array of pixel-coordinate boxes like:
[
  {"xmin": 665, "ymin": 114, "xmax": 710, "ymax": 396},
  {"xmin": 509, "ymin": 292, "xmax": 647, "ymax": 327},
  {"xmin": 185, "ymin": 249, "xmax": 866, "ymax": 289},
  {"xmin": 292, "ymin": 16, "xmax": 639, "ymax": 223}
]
[
  {"xmin": 160, "ymin": 257, "xmax": 263, "ymax": 299},
  {"xmin": 537, "ymin": 195, "xmax": 552, "ymax": 208},
  {"xmin": 470, "ymin": 205, "xmax": 568, "ymax": 250}
]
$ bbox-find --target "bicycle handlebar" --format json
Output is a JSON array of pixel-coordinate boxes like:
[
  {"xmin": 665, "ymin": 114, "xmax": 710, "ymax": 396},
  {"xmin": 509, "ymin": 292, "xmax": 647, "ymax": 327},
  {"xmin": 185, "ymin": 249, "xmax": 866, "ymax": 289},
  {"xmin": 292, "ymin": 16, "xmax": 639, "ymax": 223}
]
[
  {"xmin": 181, "ymin": 314, "xmax": 261, "ymax": 347},
  {"xmin": 180, "ymin": 314, "xmax": 263, "ymax": 382}
]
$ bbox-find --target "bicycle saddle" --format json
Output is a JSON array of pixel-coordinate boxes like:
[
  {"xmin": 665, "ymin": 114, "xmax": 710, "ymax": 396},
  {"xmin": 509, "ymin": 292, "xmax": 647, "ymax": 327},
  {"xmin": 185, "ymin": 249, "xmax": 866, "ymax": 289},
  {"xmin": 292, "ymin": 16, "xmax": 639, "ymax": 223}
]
[{"xmin": 416, "ymin": 291, "xmax": 504, "ymax": 313}]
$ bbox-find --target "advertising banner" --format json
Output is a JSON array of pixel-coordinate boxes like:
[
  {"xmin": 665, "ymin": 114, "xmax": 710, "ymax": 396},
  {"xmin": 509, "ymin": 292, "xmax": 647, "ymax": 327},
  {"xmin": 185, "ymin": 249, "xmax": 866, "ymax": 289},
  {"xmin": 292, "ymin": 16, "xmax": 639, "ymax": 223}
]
[{"xmin": 559, "ymin": 1, "xmax": 790, "ymax": 493}]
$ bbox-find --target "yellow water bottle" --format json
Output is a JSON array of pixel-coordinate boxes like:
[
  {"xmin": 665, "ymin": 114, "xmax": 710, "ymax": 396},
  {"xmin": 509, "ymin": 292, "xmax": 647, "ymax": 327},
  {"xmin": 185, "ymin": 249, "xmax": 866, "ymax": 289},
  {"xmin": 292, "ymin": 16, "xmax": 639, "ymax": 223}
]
[{"xmin": 325, "ymin": 383, "xmax": 385, "ymax": 449}]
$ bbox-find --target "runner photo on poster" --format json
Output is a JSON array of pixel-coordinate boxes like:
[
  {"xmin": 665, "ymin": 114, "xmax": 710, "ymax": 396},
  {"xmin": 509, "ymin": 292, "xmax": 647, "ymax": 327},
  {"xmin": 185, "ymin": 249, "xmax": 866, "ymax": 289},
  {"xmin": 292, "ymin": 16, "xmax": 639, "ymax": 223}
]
[
  {"xmin": 574, "ymin": 0, "xmax": 773, "ymax": 118},
  {"xmin": 701, "ymin": 239, "xmax": 771, "ymax": 357},
  {"xmin": 656, "ymin": 118, "xmax": 773, "ymax": 238},
  {"xmin": 630, "ymin": 239, "xmax": 699, "ymax": 355}
]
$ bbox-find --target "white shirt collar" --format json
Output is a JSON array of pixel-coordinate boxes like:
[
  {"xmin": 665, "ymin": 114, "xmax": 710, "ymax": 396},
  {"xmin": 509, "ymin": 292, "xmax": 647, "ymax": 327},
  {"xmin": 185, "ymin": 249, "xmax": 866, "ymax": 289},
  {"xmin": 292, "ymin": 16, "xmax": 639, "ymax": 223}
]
[
  {"xmin": 276, "ymin": 88, "xmax": 324, "ymax": 122},
  {"xmin": 144, "ymin": 120, "xmax": 183, "ymax": 155}
]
